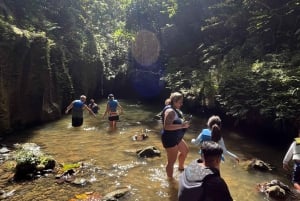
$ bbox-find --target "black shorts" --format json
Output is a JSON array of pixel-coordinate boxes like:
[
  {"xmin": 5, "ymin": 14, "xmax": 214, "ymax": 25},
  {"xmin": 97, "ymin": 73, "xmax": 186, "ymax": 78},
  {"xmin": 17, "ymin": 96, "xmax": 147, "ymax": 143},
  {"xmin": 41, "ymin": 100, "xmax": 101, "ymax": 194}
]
[
  {"xmin": 161, "ymin": 129, "xmax": 186, "ymax": 148},
  {"xmin": 292, "ymin": 163, "xmax": 300, "ymax": 184},
  {"xmin": 108, "ymin": 115, "xmax": 119, "ymax": 121},
  {"xmin": 161, "ymin": 132, "xmax": 178, "ymax": 148},
  {"xmin": 72, "ymin": 117, "xmax": 83, "ymax": 127}
]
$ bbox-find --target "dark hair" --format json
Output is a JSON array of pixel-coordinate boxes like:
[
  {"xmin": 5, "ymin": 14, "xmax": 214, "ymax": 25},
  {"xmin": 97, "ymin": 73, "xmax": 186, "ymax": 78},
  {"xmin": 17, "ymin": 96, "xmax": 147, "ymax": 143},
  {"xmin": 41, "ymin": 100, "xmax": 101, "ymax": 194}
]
[
  {"xmin": 211, "ymin": 124, "xmax": 221, "ymax": 142},
  {"xmin": 201, "ymin": 141, "xmax": 223, "ymax": 158},
  {"xmin": 207, "ymin": 115, "xmax": 221, "ymax": 129}
]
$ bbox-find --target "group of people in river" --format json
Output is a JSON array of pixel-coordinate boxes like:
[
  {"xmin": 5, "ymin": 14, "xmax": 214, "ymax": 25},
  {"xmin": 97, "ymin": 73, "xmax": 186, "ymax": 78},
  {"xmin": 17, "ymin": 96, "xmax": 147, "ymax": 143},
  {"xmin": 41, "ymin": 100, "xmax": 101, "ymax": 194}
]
[
  {"xmin": 161, "ymin": 91, "xmax": 300, "ymax": 200},
  {"xmin": 160, "ymin": 91, "xmax": 237, "ymax": 201},
  {"xmin": 65, "ymin": 92, "xmax": 300, "ymax": 200},
  {"xmin": 65, "ymin": 94, "xmax": 123, "ymax": 130}
]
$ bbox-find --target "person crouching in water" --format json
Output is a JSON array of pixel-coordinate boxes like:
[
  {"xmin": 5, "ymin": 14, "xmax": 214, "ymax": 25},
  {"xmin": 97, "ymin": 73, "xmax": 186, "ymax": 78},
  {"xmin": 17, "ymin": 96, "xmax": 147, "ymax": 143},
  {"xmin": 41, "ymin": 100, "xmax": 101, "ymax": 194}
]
[
  {"xmin": 102, "ymin": 94, "xmax": 123, "ymax": 130},
  {"xmin": 178, "ymin": 141, "xmax": 233, "ymax": 201},
  {"xmin": 65, "ymin": 95, "xmax": 97, "ymax": 127},
  {"xmin": 161, "ymin": 92, "xmax": 190, "ymax": 179}
]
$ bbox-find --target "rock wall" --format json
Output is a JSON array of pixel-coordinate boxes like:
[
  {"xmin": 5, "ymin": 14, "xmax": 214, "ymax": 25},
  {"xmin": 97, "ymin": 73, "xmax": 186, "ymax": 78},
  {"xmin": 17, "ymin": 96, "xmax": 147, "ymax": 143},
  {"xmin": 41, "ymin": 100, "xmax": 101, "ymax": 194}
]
[{"xmin": 0, "ymin": 22, "xmax": 103, "ymax": 135}]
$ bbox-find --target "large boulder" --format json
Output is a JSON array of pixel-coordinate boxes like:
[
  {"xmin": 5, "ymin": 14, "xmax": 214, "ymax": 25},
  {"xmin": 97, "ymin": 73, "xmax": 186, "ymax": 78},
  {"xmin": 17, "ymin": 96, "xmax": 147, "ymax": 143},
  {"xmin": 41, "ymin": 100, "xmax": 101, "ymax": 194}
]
[
  {"xmin": 136, "ymin": 146, "xmax": 161, "ymax": 158},
  {"xmin": 257, "ymin": 180, "xmax": 293, "ymax": 200}
]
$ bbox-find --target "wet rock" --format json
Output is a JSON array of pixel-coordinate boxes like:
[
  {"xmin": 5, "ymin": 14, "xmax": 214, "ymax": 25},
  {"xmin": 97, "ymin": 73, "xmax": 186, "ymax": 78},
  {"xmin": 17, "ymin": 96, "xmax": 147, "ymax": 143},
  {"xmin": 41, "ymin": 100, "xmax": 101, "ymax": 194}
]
[
  {"xmin": 257, "ymin": 180, "xmax": 292, "ymax": 200},
  {"xmin": 72, "ymin": 178, "xmax": 87, "ymax": 186},
  {"xmin": 12, "ymin": 143, "xmax": 56, "ymax": 181},
  {"xmin": 136, "ymin": 146, "xmax": 161, "ymax": 158},
  {"xmin": 102, "ymin": 187, "xmax": 130, "ymax": 201},
  {"xmin": 132, "ymin": 133, "xmax": 148, "ymax": 141},
  {"xmin": 0, "ymin": 147, "xmax": 10, "ymax": 154},
  {"xmin": 0, "ymin": 189, "xmax": 16, "ymax": 200},
  {"xmin": 247, "ymin": 158, "xmax": 275, "ymax": 171}
]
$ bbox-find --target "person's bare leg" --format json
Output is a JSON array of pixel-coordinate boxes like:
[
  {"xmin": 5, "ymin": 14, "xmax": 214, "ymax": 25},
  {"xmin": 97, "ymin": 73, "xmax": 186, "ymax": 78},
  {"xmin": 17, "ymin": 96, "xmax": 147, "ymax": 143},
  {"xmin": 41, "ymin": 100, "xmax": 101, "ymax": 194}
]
[
  {"xmin": 112, "ymin": 120, "xmax": 116, "ymax": 129},
  {"xmin": 294, "ymin": 182, "xmax": 300, "ymax": 191},
  {"xmin": 177, "ymin": 139, "xmax": 189, "ymax": 170},
  {"xmin": 165, "ymin": 146, "xmax": 178, "ymax": 178},
  {"xmin": 109, "ymin": 120, "xmax": 114, "ymax": 128}
]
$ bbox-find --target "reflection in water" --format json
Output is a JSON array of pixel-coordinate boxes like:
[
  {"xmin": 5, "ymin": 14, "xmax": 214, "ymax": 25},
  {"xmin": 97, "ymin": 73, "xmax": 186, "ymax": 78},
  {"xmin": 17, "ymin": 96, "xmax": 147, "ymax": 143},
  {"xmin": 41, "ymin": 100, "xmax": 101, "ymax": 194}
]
[{"xmin": 1, "ymin": 100, "xmax": 297, "ymax": 201}]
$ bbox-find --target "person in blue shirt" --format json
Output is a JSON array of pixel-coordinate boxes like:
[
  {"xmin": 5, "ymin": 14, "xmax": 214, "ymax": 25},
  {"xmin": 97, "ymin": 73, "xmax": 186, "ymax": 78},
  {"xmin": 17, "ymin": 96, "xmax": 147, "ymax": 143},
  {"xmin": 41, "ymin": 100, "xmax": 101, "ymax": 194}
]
[
  {"xmin": 102, "ymin": 94, "xmax": 123, "ymax": 129},
  {"xmin": 65, "ymin": 95, "xmax": 96, "ymax": 127},
  {"xmin": 191, "ymin": 115, "xmax": 239, "ymax": 163}
]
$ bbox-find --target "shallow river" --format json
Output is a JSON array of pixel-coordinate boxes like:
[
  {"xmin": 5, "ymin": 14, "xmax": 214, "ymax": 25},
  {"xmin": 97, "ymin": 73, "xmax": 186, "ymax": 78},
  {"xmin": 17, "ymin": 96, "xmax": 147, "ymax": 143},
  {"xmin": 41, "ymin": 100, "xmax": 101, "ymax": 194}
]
[{"xmin": 1, "ymin": 99, "xmax": 296, "ymax": 201}]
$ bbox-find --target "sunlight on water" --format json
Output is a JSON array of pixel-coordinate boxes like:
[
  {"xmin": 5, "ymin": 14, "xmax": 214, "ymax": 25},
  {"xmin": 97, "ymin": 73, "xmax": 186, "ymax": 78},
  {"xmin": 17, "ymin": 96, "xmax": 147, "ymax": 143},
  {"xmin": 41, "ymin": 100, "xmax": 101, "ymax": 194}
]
[{"xmin": 1, "ymin": 100, "xmax": 297, "ymax": 201}]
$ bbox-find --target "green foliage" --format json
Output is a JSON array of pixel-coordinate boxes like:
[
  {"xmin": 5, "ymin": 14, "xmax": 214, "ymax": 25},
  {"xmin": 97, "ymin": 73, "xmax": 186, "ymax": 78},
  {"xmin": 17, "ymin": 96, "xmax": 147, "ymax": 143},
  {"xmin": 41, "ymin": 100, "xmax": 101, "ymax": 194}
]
[
  {"xmin": 62, "ymin": 163, "xmax": 81, "ymax": 172},
  {"xmin": 14, "ymin": 149, "xmax": 40, "ymax": 165},
  {"xmin": 218, "ymin": 52, "xmax": 300, "ymax": 124}
]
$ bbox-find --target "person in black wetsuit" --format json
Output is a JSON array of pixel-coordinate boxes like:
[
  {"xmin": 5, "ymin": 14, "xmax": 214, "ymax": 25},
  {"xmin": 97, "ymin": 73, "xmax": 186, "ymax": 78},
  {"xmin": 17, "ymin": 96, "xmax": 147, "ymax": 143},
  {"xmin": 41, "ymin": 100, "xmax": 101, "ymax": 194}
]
[{"xmin": 178, "ymin": 141, "xmax": 233, "ymax": 201}]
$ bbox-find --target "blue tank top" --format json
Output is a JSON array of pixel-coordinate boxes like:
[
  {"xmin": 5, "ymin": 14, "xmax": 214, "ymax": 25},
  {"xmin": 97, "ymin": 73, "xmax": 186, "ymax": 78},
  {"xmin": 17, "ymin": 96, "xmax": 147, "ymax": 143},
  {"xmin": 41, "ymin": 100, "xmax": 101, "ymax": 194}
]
[{"xmin": 108, "ymin": 100, "xmax": 118, "ymax": 112}]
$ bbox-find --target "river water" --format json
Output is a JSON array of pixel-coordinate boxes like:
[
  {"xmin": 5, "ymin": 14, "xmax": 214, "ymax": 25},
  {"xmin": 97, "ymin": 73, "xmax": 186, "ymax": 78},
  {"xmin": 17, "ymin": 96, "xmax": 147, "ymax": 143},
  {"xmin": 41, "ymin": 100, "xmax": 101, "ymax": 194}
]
[{"xmin": 0, "ymin": 99, "xmax": 296, "ymax": 201}]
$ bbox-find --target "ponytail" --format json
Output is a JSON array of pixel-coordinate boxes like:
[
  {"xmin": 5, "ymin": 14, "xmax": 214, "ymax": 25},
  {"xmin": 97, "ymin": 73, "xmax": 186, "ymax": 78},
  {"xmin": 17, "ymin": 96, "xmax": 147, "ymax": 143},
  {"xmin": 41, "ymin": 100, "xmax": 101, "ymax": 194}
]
[{"xmin": 211, "ymin": 124, "xmax": 221, "ymax": 142}]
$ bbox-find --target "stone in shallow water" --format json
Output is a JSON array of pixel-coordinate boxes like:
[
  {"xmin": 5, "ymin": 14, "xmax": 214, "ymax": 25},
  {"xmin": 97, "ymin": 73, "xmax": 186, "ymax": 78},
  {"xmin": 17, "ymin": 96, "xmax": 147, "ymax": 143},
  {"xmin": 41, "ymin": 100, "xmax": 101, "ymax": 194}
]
[
  {"xmin": 72, "ymin": 177, "xmax": 87, "ymax": 185},
  {"xmin": 0, "ymin": 147, "xmax": 10, "ymax": 154},
  {"xmin": 102, "ymin": 187, "xmax": 130, "ymax": 201}
]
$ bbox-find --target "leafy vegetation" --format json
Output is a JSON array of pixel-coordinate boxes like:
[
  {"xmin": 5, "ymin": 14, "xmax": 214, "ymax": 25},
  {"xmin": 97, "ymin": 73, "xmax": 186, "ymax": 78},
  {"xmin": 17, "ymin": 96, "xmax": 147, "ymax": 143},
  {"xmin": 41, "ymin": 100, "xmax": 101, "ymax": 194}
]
[{"xmin": 1, "ymin": 0, "xmax": 299, "ymax": 141}]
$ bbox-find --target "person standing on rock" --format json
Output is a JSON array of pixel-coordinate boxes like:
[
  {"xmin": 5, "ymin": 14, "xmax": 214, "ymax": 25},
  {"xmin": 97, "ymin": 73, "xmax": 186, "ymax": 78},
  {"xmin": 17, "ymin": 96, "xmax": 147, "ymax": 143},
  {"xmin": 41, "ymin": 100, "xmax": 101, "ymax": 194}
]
[{"xmin": 65, "ymin": 95, "xmax": 96, "ymax": 127}]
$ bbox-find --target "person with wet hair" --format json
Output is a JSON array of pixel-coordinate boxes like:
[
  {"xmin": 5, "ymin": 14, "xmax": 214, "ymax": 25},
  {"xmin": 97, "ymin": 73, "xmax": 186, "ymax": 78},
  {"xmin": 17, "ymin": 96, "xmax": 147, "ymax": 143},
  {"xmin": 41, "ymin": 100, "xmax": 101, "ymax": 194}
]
[
  {"xmin": 102, "ymin": 94, "xmax": 123, "ymax": 130},
  {"xmin": 191, "ymin": 115, "xmax": 239, "ymax": 163},
  {"xmin": 161, "ymin": 92, "xmax": 190, "ymax": 178},
  {"xmin": 178, "ymin": 141, "xmax": 233, "ymax": 201},
  {"xmin": 65, "ymin": 95, "xmax": 97, "ymax": 127},
  {"xmin": 88, "ymin": 98, "xmax": 99, "ymax": 114}
]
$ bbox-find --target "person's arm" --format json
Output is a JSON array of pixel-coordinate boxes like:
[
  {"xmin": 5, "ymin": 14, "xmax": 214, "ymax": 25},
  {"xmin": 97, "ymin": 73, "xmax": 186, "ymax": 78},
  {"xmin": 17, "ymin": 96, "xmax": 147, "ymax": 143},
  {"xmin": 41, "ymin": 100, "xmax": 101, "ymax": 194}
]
[
  {"xmin": 163, "ymin": 109, "xmax": 189, "ymax": 130},
  {"xmin": 219, "ymin": 138, "xmax": 239, "ymax": 162},
  {"xmin": 118, "ymin": 103, "xmax": 123, "ymax": 114},
  {"xmin": 191, "ymin": 131, "xmax": 204, "ymax": 145},
  {"xmin": 283, "ymin": 142, "xmax": 295, "ymax": 170},
  {"xmin": 84, "ymin": 104, "xmax": 96, "ymax": 117},
  {"xmin": 102, "ymin": 103, "xmax": 109, "ymax": 118},
  {"xmin": 65, "ymin": 101, "xmax": 74, "ymax": 114}
]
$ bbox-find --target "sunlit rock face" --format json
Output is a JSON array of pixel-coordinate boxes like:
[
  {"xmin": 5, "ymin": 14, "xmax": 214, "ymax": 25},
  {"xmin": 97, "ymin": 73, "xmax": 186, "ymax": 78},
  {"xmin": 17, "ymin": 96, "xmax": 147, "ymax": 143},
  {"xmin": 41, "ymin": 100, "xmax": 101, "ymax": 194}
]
[
  {"xmin": 0, "ymin": 25, "xmax": 66, "ymax": 134},
  {"xmin": 0, "ymin": 23, "xmax": 102, "ymax": 135}
]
